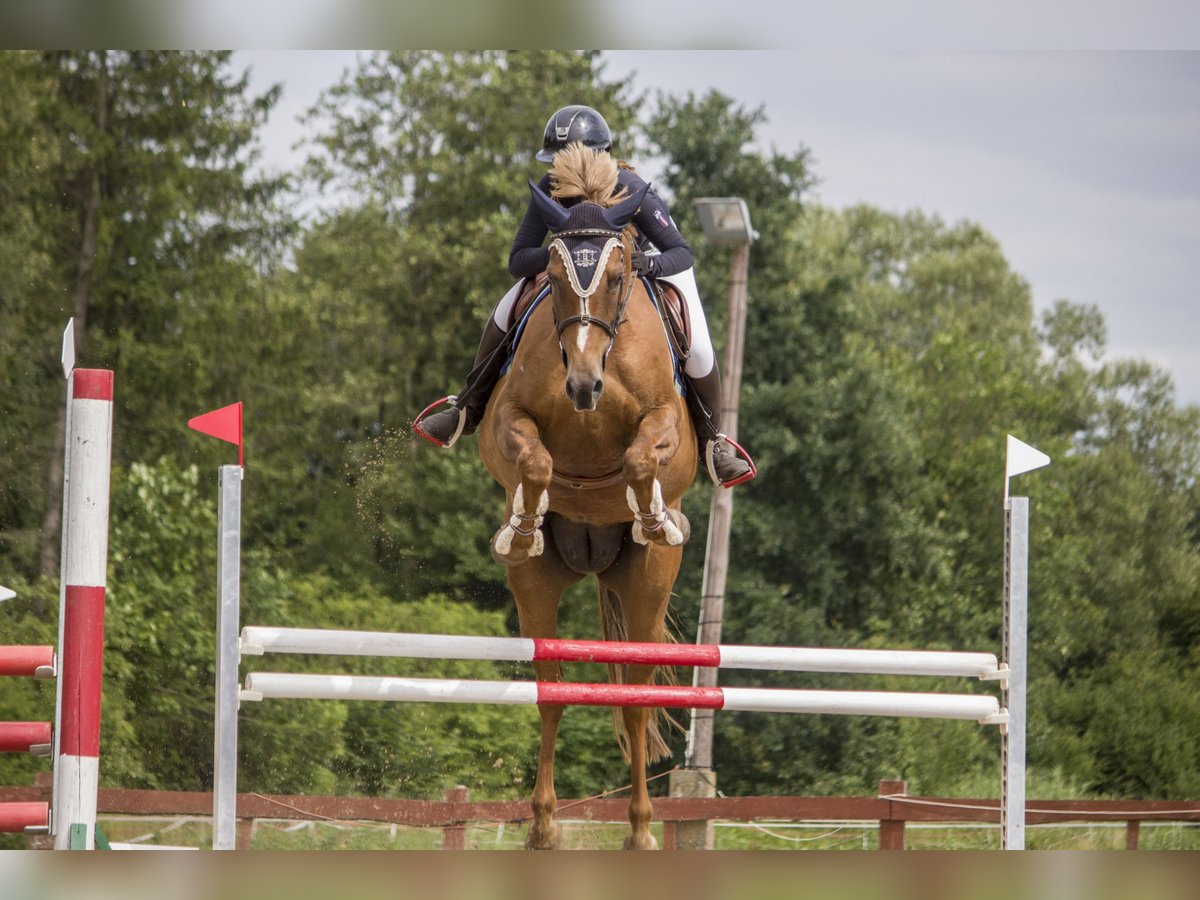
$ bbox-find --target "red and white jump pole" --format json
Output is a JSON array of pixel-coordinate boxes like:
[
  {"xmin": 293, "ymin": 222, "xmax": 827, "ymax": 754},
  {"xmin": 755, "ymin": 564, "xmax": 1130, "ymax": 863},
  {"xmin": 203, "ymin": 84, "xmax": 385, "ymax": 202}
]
[
  {"xmin": 240, "ymin": 627, "xmax": 1002, "ymax": 679},
  {"xmin": 240, "ymin": 673, "xmax": 1004, "ymax": 723},
  {"xmin": 51, "ymin": 356, "xmax": 114, "ymax": 850}
]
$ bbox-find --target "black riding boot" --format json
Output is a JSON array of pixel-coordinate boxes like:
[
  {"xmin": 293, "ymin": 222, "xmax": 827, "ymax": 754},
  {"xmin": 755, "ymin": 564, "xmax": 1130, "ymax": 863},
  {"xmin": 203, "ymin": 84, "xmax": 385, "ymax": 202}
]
[
  {"xmin": 686, "ymin": 367, "xmax": 756, "ymax": 487},
  {"xmin": 414, "ymin": 320, "xmax": 510, "ymax": 447}
]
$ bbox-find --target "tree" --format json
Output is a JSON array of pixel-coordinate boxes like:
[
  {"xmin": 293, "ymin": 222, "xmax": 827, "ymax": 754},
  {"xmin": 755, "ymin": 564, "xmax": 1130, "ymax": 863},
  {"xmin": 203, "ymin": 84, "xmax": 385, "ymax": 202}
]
[{"xmin": 0, "ymin": 51, "xmax": 289, "ymax": 591}]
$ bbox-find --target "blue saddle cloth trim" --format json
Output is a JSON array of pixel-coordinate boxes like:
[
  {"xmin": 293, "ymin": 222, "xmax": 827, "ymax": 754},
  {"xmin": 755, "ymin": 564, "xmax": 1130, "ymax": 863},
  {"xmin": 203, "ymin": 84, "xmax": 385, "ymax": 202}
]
[
  {"xmin": 640, "ymin": 276, "xmax": 686, "ymax": 395},
  {"xmin": 500, "ymin": 284, "xmax": 551, "ymax": 376},
  {"xmin": 499, "ymin": 278, "xmax": 685, "ymax": 395}
]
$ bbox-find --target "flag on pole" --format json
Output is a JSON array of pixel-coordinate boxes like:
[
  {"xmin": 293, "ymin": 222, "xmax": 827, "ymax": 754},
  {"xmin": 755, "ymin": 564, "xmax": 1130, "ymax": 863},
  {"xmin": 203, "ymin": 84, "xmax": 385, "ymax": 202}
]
[
  {"xmin": 1004, "ymin": 434, "xmax": 1049, "ymax": 501},
  {"xmin": 188, "ymin": 402, "xmax": 243, "ymax": 467}
]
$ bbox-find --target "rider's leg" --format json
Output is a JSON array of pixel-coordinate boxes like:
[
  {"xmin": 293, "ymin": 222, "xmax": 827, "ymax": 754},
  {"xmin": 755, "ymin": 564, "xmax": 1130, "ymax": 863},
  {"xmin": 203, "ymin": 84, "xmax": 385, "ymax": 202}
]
[
  {"xmin": 413, "ymin": 280, "xmax": 524, "ymax": 447},
  {"xmin": 659, "ymin": 268, "xmax": 755, "ymax": 487}
]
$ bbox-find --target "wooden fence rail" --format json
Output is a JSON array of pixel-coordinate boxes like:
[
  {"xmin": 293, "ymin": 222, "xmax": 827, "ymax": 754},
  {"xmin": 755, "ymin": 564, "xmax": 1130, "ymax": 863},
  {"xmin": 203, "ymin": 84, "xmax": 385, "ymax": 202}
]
[{"xmin": 4, "ymin": 779, "xmax": 1198, "ymax": 850}]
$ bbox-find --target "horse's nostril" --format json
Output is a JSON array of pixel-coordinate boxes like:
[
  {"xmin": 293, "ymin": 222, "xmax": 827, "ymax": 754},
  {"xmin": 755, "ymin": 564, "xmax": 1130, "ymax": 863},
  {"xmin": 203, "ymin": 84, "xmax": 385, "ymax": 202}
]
[{"xmin": 592, "ymin": 380, "xmax": 604, "ymax": 399}]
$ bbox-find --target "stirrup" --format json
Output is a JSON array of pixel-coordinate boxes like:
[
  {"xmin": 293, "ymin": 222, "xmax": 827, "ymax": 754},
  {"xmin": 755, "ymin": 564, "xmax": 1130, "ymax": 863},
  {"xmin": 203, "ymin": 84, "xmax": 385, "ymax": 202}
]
[
  {"xmin": 705, "ymin": 434, "xmax": 757, "ymax": 489},
  {"xmin": 413, "ymin": 395, "xmax": 467, "ymax": 448}
]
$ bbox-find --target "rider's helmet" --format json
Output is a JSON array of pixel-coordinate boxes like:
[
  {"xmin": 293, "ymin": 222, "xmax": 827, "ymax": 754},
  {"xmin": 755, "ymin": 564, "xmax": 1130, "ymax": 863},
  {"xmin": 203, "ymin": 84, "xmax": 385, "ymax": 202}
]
[{"xmin": 535, "ymin": 105, "xmax": 612, "ymax": 163}]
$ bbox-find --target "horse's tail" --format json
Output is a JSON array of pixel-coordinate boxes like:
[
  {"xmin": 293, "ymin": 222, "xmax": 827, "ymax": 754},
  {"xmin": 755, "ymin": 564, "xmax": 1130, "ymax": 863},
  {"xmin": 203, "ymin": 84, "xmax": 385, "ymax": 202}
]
[{"xmin": 597, "ymin": 582, "xmax": 683, "ymax": 764}]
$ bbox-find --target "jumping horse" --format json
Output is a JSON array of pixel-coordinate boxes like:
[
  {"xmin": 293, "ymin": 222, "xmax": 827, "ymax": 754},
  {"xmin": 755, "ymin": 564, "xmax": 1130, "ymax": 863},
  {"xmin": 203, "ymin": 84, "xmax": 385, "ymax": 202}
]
[{"xmin": 477, "ymin": 150, "xmax": 696, "ymax": 850}]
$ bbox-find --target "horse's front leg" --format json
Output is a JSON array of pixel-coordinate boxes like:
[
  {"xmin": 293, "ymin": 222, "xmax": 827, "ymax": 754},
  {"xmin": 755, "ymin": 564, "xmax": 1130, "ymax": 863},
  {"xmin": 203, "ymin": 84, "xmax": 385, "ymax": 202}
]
[
  {"xmin": 491, "ymin": 413, "xmax": 553, "ymax": 566},
  {"xmin": 624, "ymin": 407, "xmax": 689, "ymax": 547}
]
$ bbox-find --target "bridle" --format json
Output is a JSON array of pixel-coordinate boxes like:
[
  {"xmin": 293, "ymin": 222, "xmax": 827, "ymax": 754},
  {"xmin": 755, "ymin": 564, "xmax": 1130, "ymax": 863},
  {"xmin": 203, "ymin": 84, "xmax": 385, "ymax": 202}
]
[{"xmin": 548, "ymin": 227, "xmax": 636, "ymax": 369}]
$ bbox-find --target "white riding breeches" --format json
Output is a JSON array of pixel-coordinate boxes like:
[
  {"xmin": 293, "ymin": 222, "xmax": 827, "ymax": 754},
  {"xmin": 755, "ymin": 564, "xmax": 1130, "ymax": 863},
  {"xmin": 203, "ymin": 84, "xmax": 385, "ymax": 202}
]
[
  {"xmin": 490, "ymin": 267, "xmax": 716, "ymax": 379},
  {"xmin": 491, "ymin": 279, "xmax": 526, "ymax": 331}
]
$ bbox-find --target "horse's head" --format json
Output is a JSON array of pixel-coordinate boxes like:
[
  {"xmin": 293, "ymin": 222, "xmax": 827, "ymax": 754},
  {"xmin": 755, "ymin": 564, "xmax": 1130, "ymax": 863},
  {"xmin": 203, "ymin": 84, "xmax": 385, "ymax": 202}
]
[{"xmin": 528, "ymin": 178, "xmax": 649, "ymax": 411}]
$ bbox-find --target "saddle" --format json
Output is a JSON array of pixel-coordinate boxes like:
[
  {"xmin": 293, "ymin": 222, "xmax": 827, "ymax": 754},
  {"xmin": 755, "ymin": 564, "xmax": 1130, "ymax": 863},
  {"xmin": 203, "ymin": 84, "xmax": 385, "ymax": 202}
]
[
  {"xmin": 649, "ymin": 279, "xmax": 691, "ymax": 364},
  {"xmin": 505, "ymin": 272, "xmax": 552, "ymax": 331},
  {"xmin": 504, "ymin": 272, "xmax": 691, "ymax": 366}
]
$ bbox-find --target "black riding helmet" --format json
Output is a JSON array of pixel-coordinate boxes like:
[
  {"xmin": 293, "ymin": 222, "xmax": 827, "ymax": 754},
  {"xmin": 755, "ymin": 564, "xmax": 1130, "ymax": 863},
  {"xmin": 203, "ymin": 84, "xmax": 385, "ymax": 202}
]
[{"xmin": 535, "ymin": 105, "xmax": 612, "ymax": 163}]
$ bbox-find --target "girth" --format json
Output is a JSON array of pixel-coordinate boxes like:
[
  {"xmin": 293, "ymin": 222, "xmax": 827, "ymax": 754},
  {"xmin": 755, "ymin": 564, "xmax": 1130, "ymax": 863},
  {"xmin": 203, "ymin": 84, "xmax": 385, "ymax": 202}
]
[{"xmin": 550, "ymin": 466, "xmax": 626, "ymax": 491}]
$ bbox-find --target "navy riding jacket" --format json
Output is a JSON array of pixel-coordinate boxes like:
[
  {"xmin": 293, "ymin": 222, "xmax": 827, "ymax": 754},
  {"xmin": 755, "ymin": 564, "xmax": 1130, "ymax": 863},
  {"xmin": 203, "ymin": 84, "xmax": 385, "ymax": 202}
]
[{"xmin": 508, "ymin": 168, "xmax": 694, "ymax": 280}]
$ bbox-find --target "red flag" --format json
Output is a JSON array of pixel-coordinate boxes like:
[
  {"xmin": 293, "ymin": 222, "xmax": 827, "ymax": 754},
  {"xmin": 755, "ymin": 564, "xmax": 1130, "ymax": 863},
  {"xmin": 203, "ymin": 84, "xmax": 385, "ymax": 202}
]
[{"xmin": 188, "ymin": 402, "xmax": 243, "ymax": 467}]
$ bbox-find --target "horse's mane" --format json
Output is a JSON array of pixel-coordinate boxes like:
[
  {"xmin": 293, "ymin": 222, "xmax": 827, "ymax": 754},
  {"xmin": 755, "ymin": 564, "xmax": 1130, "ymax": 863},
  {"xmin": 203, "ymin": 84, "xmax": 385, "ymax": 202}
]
[{"xmin": 549, "ymin": 142, "xmax": 631, "ymax": 208}]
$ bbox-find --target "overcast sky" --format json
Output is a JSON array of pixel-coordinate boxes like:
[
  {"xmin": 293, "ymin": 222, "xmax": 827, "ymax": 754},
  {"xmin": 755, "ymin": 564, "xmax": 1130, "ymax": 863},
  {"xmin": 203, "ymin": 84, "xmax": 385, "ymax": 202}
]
[{"xmin": 236, "ymin": 49, "xmax": 1200, "ymax": 406}]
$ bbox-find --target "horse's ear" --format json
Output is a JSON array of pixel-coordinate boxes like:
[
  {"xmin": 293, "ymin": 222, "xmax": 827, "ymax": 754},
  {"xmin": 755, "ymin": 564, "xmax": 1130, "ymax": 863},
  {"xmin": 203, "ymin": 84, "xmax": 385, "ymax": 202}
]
[
  {"xmin": 528, "ymin": 178, "xmax": 570, "ymax": 232},
  {"xmin": 603, "ymin": 182, "xmax": 651, "ymax": 231}
]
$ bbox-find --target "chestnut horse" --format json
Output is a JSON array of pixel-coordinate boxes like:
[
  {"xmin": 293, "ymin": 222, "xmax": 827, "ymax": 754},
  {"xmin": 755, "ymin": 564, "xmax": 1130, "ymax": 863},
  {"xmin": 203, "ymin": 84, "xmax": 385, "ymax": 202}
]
[{"xmin": 477, "ymin": 152, "xmax": 696, "ymax": 850}]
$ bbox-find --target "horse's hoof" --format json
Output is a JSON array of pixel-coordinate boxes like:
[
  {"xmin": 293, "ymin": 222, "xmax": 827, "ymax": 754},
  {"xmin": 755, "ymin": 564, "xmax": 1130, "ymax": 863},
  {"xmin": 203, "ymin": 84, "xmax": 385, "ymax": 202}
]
[
  {"xmin": 622, "ymin": 833, "xmax": 659, "ymax": 850},
  {"xmin": 525, "ymin": 821, "xmax": 562, "ymax": 850},
  {"xmin": 490, "ymin": 539, "xmax": 529, "ymax": 566},
  {"xmin": 491, "ymin": 526, "xmax": 544, "ymax": 566},
  {"xmin": 668, "ymin": 509, "xmax": 690, "ymax": 545}
]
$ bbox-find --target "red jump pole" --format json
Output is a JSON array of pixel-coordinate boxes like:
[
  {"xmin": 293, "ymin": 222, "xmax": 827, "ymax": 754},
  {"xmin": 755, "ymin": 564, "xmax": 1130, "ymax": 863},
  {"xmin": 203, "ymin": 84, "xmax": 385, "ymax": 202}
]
[
  {"xmin": 0, "ymin": 722, "xmax": 53, "ymax": 755},
  {"xmin": 0, "ymin": 646, "xmax": 55, "ymax": 678},
  {"xmin": 53, "ymin": 367, "xmax": 114, "ymax": 850},
  {"xmin": 0, "ymin": 802, "xmax": 50, "ymax": 834}
]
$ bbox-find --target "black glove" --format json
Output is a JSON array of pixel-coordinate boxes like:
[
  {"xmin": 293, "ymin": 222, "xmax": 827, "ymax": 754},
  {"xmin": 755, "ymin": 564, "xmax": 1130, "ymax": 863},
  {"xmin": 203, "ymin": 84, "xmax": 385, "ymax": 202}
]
[{"xmin": 630, "ymin": 249, "xmax": 656, "ymax": 277}]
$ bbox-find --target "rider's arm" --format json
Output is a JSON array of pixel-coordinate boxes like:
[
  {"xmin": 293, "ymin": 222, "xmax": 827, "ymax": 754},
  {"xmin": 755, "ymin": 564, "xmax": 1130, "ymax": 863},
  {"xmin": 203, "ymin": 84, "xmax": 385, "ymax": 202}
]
[
  {"xmin": 508, "ymin": 174, "xmax": 553, "ymax": 278},
  {"xmin": 626, "ymin": 173, "xmax": 694, "ymax": 278}
]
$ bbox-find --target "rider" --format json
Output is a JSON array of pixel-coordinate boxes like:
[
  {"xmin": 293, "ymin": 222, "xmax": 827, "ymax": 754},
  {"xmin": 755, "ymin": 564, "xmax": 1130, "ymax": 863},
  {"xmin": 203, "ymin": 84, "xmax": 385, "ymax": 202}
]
[{"xmin": 414, "ymin": 104, "xmax": 755, "ymax": 488}]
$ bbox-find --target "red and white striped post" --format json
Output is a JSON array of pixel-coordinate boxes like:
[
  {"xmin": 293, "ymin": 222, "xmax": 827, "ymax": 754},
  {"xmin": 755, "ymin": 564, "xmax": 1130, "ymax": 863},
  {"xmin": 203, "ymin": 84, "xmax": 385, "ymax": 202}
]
[{"xmin": 52, "ymin": 367, "xmax": 114, "ymax": 850}]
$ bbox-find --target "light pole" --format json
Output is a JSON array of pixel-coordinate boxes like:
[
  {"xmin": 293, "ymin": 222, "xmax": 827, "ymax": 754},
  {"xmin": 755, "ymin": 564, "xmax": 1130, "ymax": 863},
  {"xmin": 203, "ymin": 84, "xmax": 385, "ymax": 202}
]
[{"xmin": 670, "ymin": 197, "xmax": 754, "ymax": 849}]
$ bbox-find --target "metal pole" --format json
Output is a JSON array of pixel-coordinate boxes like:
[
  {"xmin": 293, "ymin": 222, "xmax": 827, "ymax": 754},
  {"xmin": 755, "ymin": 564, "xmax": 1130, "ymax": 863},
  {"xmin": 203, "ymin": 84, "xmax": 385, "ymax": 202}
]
[
  {"xmin": 213, "ymin": 465, "xmax": 242, "ymax": 850},
  {"xmin": 687, "ymin": 240, "xmax": 751, "ymax": 771},
  {"xmin": 1002, "ymin": 496, "xmax": 1028, "ymax": 850}
]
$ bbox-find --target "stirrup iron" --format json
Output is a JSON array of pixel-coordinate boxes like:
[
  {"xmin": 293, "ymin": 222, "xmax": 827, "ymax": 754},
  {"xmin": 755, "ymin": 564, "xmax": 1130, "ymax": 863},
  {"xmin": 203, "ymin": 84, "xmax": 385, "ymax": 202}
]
[
  {"xmin": 413, "ymin": 395, "xmax": 467, "ymax": 448},
  {"xmin": 705, "ymin": 434, "xmax": 757, "ymax": 488}
]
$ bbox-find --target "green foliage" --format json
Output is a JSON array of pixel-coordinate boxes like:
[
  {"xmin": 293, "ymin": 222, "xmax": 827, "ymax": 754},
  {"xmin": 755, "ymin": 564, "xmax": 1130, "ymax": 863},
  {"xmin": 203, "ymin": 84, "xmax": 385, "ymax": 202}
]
[{"xmin": 0, "ymin": 50, "xmax": 291, "ymax": 581}]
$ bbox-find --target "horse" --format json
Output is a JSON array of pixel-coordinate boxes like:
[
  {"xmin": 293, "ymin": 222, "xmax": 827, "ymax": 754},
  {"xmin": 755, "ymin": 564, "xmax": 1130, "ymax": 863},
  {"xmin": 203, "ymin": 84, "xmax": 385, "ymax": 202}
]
[{"xmin": 476, "ymin": 151, "xmax": 697, "ymax": 850}]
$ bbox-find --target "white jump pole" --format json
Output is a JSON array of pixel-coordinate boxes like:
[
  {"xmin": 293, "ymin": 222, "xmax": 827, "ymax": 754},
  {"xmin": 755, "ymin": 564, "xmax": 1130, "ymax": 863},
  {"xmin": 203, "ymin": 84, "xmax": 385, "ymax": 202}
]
[{"xmin": 52, "ymin": 348, "xmax": 114, "ymax": 849}]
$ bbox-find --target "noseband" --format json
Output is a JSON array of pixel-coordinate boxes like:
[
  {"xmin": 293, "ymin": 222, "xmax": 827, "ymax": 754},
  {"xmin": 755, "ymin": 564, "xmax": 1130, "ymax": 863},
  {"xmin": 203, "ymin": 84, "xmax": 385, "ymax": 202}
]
[{"xmin": 549, "ymin": 228, "xmax": 636, "ymax": 366}]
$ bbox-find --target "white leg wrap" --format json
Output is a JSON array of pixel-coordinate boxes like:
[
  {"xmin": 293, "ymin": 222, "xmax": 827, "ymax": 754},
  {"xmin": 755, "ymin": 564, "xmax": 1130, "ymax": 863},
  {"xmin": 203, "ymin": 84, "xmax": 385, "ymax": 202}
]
[
  {"xmin": 494, "ymin": 483, "xmax": 548, "ymax": 557},
  {"xmin": 627, "ymin": 480, "xmax": 685, "ymax": 546}
]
